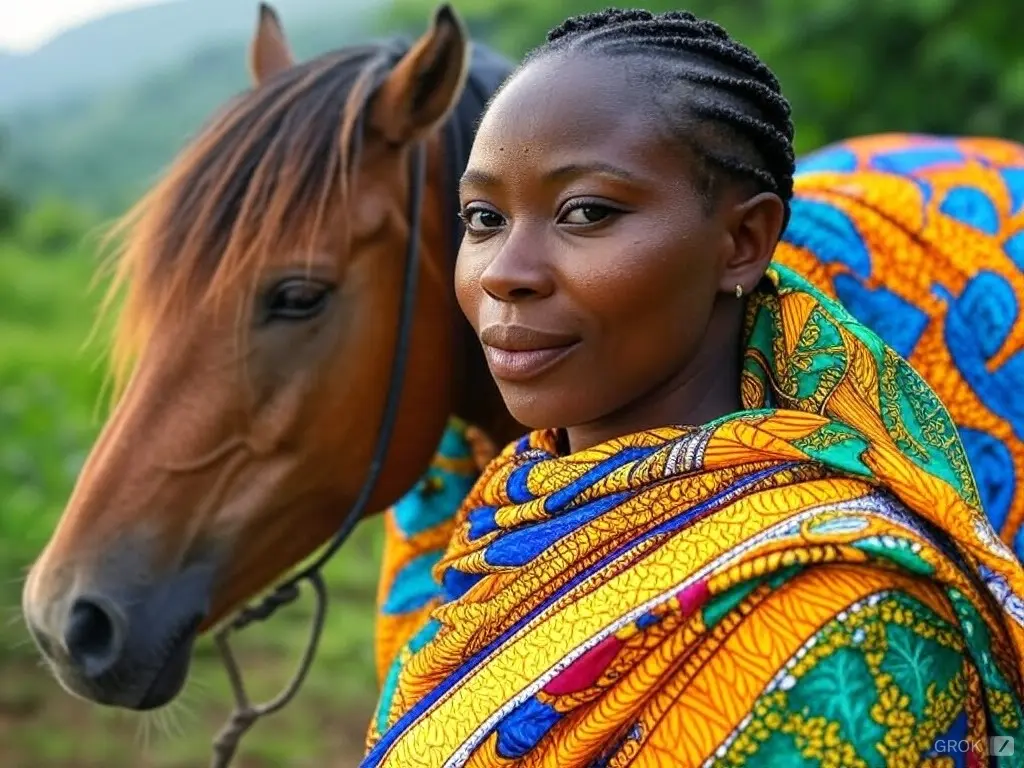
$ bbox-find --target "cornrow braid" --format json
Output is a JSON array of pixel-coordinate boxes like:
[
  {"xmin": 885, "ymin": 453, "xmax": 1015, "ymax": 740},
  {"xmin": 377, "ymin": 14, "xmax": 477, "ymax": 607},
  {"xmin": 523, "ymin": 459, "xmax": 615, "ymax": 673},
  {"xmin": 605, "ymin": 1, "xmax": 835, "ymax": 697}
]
[{"xmin": 528, "ymin": 8, "xmax": 795, "ymax": 217}]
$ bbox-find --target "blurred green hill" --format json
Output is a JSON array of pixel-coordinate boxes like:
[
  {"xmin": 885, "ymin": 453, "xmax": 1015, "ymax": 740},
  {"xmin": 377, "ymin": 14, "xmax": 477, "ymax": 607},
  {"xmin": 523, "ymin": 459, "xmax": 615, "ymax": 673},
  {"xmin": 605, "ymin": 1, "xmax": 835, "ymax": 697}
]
[
  {"xmin": 0, "ymin": 0, "xmax": 377, "ymax": 112},
  {"xmin": 0, "ymin": 0, "xmax": 380, "ymax": 214}
]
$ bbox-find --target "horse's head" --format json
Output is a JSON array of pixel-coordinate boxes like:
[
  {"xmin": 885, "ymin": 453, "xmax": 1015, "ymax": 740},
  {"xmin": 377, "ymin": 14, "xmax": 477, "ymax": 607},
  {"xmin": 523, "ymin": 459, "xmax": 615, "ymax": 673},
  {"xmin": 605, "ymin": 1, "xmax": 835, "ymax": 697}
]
[{"xmin": 22, "ymin": 3, "xmax": 474, "ymax": 711}]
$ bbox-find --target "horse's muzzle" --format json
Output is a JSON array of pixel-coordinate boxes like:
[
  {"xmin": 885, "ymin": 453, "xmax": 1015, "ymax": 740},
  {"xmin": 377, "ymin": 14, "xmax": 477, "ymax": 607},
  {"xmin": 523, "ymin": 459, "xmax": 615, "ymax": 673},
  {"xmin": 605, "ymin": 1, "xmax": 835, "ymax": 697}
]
[{"xmin": 22, "ymin": 561, "xmax": 215, "ymax": 710}]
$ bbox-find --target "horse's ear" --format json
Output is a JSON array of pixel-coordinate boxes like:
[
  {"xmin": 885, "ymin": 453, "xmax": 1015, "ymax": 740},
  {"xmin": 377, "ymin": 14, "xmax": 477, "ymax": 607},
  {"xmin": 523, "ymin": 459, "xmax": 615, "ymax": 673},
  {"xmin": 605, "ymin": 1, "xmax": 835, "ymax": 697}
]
[
  {"xmin": 368, "ymin": 4, "xmax": 469, "ymax": 145},
  {"xmin": 249, "ymin": 3, "xmax": 295, "ymax": 85}
]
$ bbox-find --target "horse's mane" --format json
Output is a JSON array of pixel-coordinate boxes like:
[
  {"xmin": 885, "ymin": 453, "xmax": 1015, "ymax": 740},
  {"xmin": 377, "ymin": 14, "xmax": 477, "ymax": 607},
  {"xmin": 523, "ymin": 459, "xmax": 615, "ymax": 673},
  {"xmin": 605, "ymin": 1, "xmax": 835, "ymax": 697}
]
[
  {"xmin": 97, "ymin": 39, "xmax": 406, "ymax": 394},
  {"xmin": 96, "ymin": 35, "xmax": 511, "ymax": 399}
]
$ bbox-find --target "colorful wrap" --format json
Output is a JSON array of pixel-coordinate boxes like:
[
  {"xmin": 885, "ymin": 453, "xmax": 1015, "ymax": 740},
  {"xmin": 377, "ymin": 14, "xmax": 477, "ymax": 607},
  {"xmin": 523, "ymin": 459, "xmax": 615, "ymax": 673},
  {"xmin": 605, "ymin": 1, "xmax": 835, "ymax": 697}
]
[
  {"xmin": 776, "ymin": 133, "xmax": 1024, "ymax": 553},
  {"xmin": 366, "ymin": 135, "xmax": 1024, "ymax": 767}
]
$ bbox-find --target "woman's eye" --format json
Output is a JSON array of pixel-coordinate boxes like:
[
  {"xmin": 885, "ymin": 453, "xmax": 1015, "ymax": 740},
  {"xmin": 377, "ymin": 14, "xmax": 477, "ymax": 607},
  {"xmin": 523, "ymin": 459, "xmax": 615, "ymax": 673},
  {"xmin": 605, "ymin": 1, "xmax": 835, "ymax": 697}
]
[
  {"xmin": 463, "ymin": 208, "xmax": 504, "ymax": 230},
  {"xmin": 561, "ymin": 204, "xmax": 613, "ymax": 225}
]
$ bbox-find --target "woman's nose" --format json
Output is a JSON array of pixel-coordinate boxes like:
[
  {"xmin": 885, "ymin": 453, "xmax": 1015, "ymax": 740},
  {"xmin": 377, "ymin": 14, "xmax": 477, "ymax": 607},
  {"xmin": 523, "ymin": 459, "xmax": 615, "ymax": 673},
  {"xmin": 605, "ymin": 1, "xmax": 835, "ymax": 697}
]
[{"xmin": 478, "ymin": 228, "xmax": 556, "ymax": 302}]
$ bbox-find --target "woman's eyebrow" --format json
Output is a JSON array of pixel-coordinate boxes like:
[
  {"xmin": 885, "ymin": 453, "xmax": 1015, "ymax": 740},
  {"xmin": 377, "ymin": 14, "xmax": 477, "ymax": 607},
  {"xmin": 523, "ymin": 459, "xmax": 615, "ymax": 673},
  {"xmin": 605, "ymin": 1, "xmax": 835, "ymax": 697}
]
[
  {"xmin": 541, "ymin": 162, "xmax": 638, "ymax": 183},
  {"xmin": 460, "ymin": 168, "xmax": 499, "ymax": 195},
  {"xmin": 460, "ymin": 162, "xmax": 639, "ymax": 196}
]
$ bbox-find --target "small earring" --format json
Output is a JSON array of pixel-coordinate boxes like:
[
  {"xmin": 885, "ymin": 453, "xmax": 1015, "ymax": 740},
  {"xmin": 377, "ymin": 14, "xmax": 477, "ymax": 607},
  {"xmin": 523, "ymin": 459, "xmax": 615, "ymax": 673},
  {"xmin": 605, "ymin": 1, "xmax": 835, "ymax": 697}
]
[{"xmin": 734, "ymin": 284, "xmax": 744, "ymax": 299}]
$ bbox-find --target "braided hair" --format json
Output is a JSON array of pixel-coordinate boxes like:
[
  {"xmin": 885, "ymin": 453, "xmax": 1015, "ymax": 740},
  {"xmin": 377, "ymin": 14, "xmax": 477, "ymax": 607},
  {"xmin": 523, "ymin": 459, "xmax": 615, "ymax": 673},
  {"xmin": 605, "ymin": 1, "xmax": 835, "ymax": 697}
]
[{"xmin": 523, "ymin": 8, "xmax": 795, "ymax": 220}]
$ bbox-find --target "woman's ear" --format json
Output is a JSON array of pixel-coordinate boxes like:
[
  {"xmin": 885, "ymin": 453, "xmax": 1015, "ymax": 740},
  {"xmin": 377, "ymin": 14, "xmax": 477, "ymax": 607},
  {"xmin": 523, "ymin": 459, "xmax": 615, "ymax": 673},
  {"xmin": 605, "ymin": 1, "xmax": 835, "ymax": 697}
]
[{"xmin": 718, "ymin": 192, "xmax": 787, "ymax": 295}]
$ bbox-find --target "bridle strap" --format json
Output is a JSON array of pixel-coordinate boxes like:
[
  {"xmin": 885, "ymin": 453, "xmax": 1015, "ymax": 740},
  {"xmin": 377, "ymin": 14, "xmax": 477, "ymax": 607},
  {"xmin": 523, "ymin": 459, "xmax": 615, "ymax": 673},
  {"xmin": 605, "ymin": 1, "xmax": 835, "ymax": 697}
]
[{"xmin": 209, "ymin": 140, "xmax": 427, "ymax": 768}]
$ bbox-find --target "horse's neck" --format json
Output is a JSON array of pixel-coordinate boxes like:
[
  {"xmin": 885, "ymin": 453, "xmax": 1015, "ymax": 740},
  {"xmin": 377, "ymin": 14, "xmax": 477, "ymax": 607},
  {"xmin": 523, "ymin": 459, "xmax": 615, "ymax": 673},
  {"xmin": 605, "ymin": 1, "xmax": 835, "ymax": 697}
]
[{"xmin": 435, "ymin": 42, "xmax": 524, "ymax": 451}]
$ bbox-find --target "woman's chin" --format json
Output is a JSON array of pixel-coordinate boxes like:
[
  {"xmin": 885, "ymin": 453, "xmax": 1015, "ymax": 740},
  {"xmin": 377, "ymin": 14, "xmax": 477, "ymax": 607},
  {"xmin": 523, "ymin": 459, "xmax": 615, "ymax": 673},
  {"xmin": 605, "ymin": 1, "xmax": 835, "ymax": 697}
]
[{"xmin": 499, "ymin": 392, "xmax": 571, "ymax": 432}]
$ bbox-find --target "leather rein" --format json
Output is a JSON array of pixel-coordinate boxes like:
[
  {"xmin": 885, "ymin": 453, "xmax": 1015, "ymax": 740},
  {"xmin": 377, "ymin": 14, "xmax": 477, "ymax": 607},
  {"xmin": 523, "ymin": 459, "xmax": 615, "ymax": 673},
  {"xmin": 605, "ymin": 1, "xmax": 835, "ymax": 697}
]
[
  {"xmin": 202, "ymin": 35, "xmax": 494, "ymax": 762},
  {"xmin": 208, "ymin": 139, "xmax": 429, "ymax": 767}
]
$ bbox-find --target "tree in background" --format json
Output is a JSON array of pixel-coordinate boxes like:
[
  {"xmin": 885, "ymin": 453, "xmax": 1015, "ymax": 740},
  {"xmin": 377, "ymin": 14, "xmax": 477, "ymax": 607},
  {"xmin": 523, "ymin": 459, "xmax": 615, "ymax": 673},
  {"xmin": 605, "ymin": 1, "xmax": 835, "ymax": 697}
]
[
  {"xmin": 0, "ymin": 123, "xmax": 91, "ymax": 250},
  {"xmin": 0, "ymin": 125, "xmax": 20, "ymax": 235},
  {"xmin": 2, "ymin": 0, "xmax": 1021, "ymax": 218},
  {"xmin": 17, "ymin": 197, "xmax": 93, "ymax": 254},
  {"xmin": 387, "ymin": 0, "xmax": 1024, "ymax": 153}
]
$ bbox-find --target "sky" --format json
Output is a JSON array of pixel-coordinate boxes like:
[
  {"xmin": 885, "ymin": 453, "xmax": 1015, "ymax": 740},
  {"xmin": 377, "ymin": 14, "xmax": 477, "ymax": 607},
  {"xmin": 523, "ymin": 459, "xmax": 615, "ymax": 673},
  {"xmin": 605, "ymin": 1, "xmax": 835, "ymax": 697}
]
[{"xmin": 0, "ymin": 0, "xmax": 165, "ymax": 52}]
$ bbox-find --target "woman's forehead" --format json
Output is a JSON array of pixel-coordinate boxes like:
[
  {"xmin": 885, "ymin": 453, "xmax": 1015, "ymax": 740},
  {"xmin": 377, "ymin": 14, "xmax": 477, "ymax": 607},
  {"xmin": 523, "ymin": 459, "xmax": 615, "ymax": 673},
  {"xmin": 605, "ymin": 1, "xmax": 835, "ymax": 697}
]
[
  {"xmin": 487, "ymin": 55, "xmax": 643, "ymax": 132},
  {"xmin": 469, "ymin": 59, "xmax": 678, "ymax": 178}
]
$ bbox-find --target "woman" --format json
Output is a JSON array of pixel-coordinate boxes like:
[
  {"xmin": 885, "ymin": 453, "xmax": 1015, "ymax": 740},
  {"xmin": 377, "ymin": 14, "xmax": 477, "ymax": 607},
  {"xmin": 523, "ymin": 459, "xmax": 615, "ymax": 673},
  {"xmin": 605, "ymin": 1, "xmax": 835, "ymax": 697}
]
[{"xmin": 365, "ymin": 9, "xmax": 1024, "ymax": 766}]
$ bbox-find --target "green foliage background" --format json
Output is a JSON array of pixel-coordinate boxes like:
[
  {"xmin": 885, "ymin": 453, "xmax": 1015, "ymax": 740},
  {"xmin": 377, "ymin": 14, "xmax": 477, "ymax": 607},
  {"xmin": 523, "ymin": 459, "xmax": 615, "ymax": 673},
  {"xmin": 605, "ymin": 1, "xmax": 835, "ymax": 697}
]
[{"xmin": 0, "ymin": 0, "xmax": 1020, "ymax": 765}]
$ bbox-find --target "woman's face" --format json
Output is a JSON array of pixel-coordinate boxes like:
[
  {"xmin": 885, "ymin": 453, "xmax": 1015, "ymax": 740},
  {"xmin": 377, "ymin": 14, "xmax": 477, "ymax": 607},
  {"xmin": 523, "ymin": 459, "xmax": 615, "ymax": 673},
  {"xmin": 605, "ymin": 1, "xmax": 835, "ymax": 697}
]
[{"xmin": 455, "ymin": 53, "xmax": 782, "ymax": 436}]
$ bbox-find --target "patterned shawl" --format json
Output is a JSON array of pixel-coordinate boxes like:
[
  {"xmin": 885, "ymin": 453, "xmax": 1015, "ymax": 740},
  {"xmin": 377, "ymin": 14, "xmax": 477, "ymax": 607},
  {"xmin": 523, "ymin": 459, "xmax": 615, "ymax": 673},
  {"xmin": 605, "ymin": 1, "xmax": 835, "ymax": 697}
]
[
  {"xmin": 775, "ymin": 133, "xmax": 1024, "ymax": 556},
  {"xmin": 363, "ymin": 258, "xmax": 1024, "ymax": 767}
]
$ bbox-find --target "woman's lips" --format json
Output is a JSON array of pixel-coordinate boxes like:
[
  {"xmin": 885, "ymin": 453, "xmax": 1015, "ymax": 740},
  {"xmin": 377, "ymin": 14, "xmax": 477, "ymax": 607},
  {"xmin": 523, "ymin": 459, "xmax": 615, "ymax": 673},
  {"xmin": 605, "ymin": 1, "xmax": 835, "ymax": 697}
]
[
  {"xmin": 478, "ymin": 324, "xmax": 580, "ymax": 382},
  {"xmin": 483, "ymin": 342, "xmax": 579, "ymax": 382}
]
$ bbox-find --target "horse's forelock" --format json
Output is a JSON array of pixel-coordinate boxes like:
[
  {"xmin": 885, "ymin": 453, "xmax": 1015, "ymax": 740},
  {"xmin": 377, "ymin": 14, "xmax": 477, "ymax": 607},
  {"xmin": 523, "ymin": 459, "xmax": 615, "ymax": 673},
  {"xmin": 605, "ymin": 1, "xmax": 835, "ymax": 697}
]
[{"xmin": 99, "ymin": 42, "xmax": 406, "ymax": 396}]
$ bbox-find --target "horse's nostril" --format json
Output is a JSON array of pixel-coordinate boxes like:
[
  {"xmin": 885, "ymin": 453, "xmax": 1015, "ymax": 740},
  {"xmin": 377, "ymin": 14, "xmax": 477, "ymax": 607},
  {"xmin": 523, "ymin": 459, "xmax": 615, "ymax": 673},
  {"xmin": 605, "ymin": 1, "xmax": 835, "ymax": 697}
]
[{"xmin": 64, "ymin": 596, "xmax": 125, "ymax": 679}]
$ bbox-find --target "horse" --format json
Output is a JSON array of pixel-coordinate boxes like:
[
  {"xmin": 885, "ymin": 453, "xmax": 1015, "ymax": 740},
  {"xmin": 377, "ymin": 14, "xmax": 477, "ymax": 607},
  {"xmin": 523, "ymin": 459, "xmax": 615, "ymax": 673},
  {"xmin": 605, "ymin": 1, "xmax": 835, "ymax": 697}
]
[
  {"xmin": 20, "ymin": 2, "xmax": 519, "ymax": 717},
  {"xmin": 19, "ymin": 0, "xmax": 1024, "ymax": 759}
]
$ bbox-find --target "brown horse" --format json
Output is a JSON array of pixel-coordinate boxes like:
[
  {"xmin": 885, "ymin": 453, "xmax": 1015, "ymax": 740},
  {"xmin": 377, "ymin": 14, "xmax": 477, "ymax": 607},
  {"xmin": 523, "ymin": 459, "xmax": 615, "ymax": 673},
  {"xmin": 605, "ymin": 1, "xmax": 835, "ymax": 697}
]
[{"xmin": 21, "ymin": 3, "xmax": 518, "ymax": 712}]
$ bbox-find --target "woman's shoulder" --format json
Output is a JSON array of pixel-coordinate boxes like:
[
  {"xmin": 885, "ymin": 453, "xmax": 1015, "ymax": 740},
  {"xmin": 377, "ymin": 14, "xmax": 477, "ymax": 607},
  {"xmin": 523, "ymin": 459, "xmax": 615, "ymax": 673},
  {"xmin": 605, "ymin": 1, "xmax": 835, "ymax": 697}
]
[{"xmin": 709, "ymin": 562, "xmax": 1021, "ymax": 763}]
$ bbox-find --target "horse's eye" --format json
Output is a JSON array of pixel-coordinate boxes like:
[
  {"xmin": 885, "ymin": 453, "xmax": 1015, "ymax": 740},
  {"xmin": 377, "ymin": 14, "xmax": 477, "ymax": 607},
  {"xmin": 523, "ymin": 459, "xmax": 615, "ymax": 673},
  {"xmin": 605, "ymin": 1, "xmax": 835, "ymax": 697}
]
[{"xmin": 265, "ymin": 279, "xmax": 333, "ymax": 321}]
